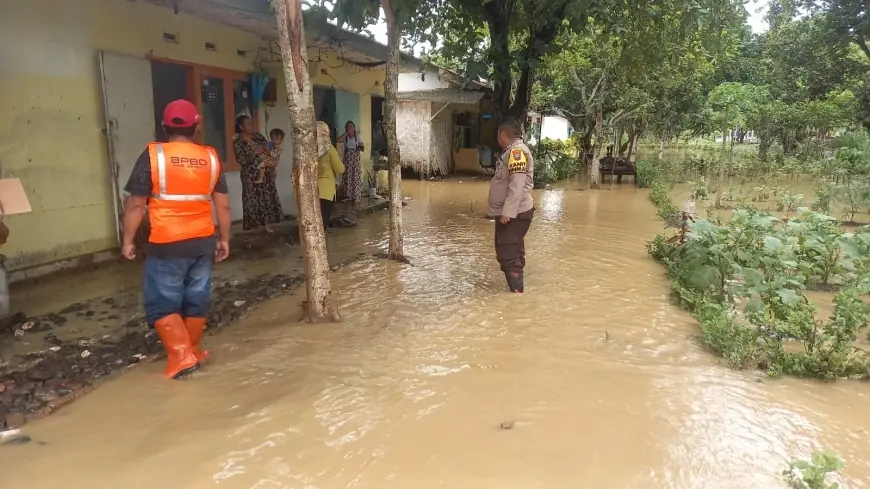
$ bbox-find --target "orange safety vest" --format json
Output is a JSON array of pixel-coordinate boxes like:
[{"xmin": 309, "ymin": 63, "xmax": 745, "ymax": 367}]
[{"xmin": 146, "ymin": 141, "xmax": 220, "ymax": 244}]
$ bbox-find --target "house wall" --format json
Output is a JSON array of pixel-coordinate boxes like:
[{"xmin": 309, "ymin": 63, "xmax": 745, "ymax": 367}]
[
  {"xmin": 0, "ymin": 0, "xmax": 383, "ymax": 273},
  {"xmin": 429, "ymin": 103, "xmax": 453, "ymax": 176},
  {"xmin": 398, "ymin": 70, "xmax": 449, "ymax": 92},
  {"xmin": 308, "ymin": 59, "xmax": 383, "ymax": 188},
  {"xmin": 540, "ymin": 115, "xmax": 573, "ymax": 141},
  {"xmin": 396, "ymin": 101, "xmax": 431, "ymax": 174}
]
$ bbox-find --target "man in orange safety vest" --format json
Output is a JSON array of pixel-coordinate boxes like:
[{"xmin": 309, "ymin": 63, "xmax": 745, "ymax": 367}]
[{"xmin": 121, "ymin": 99, "xmax": 232, "ymax": 379}]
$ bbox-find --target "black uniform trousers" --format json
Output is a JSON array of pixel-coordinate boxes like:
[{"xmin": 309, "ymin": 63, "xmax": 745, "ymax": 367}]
[{"xmin": 494, "ymin": 208, "xmax": 534, "ymax": 273}]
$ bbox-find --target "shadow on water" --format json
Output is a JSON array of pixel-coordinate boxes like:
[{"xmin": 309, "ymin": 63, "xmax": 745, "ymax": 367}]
[{"xmin": 2, "ymin": 179, "xmax": 870, "ymax": 489}]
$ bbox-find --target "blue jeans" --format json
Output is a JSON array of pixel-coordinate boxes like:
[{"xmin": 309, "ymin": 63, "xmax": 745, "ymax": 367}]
[{"xmin": 143, "ymin": 254, "xmax": 212, "ymax": 326}]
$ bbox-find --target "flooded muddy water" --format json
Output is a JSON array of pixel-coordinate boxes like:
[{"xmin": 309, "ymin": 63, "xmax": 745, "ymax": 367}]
[{"xmin": 3, "ymin": 180, "xmax": 870, "ymax": 488}]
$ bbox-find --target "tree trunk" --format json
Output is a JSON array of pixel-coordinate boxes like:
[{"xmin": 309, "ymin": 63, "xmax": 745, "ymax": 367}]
[
  {"xmin": 614, "ymin": 125, "xmax": 624, "ymax": 159},
  {"xmin": 715, "ymin": 128, "xmax": 727, "ymax": 208},
  {"xmin": 658, "ymin": 131, "xmax": 665, "ymax": 160},
  {"xmin": 482, "ymin": 0, "xmax": 515, "ymax": 119},
  {"xmin": 589, "ymin": 108, "xmax": 603, "ymax": 189},
  {"xmin": 628, "ymin": 131, "xmax": 641, "ymax": 164},
  {"xmin": 272, "ymin": 0, "xmax": 339, "ymax": 322},
  {"xmin": 758, "ymin": 136, "xmax": 770, "ymax": 161},
  {"xmin": 581, "ymin": 123, "xmax": 594, "ymax": 166},
  {"xmin": 383, "ymin": 0, "xmax": 406, "ymax": 262},
  {"xmin": 508, "ymin": 61, "xmax": 534, "ymax": 122}
]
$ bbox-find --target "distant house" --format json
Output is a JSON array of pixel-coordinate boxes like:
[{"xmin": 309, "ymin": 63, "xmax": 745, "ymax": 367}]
[
  {"xmin": 397, "ymin": 66, "xmax": 496, "ymax": 176},
  {"xmin": 527, "ymin": 112, "xmax": 574, "ymax": 144}
]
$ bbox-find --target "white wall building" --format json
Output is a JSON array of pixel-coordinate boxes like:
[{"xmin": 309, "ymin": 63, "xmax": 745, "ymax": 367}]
[{"xmin": 528, "ymin": 112, "xmax": 573, "ymax": 143}]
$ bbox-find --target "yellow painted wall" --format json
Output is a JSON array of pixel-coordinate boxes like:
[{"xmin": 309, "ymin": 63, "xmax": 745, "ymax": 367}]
[{"xmin": 0, "ymin": 0, "xmax": 384, "ymax": 271}]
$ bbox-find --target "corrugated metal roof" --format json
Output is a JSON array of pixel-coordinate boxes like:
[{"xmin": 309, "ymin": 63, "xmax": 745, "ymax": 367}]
[{"xmin": 397, "ymin": 89, "xmax": 486, "ymax": 104}]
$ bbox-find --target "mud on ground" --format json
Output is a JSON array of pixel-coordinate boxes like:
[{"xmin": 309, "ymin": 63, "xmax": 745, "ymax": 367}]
[{"xmin": 0, "ymin": 199, "xmax": 389, "ymax": 433}]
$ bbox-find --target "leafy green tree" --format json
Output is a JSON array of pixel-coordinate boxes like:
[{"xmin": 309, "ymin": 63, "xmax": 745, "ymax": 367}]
[
  {"xmin": 432, "ymin": 0, "xmax": 744, "ymax": 124},
  {"xmin": 533, "ymin": 0, "xmax": 742, "ymax": 187},
  {"xmin": 705, "ymin": 82, "xmax": 767, "ymax": 205},
  {"xmin": 805, "ymin": 0, "xmax": 870, "ymax": 63}
]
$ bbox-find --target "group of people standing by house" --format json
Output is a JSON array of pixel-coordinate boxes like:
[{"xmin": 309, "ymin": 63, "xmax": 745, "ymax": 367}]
[
  {"xmin": 232, "ymin": 115, "xmax": 365, "ymax": 233},
  {"xmin": 120, "ymin": 100, "xmax": 374, "ymax": 380},
  {"xmin": 121, "ymin": 99, "xmax": 534, "ymax": 381}
]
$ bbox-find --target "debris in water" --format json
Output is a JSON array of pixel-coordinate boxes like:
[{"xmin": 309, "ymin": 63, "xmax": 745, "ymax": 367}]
[
  {"xmin": 499, "ymin": 420, "xmax": 514, "ymax": 430},
  {"xmin": 604, "ymin": 331, "xmax": 611, "ymax": 341},
  {"xmin": 80, "ymin": 350, "xmax": 92, "ymax": 358},
  {"xmin": 20, "ymin": 321, "xmax": 34, "ymax": 331},
  {"xmin": 0, "ymin": 429, "xmax": 31, "ymax": 446},
  {"xmin": 48, "ymin": 346, "xmax": 61, "ymax": 352},
  {"xmin": 13, "ymin": 329, "xmax": 24, "ymax": 337},
  {"xmin": 234, "ymin": 300, "xmax": 246, "ymax": 307}
]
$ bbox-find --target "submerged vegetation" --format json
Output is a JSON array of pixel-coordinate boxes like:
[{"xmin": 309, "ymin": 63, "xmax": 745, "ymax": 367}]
[
  {"xmin": 784, "ymin": 453, "xmax": 846, "ymax": 489},
  {"xmin": 645, "ymin": 161, "xmax": 870, "ymax": 378}
]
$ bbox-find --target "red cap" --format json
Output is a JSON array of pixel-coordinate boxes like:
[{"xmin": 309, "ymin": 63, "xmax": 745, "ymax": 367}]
[{"xmin": 162, "ymin": 99, "xmax": 201, "ymax": 128}]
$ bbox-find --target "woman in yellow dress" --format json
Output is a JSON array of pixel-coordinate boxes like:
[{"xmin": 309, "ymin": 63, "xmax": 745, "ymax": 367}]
[{"xmin": 316, "ymin": 121, "xmax": 344, "ymax": 230}]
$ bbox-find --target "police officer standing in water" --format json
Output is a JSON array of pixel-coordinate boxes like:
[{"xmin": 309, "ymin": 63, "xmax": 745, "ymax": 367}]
[
  {"xmin": 488, "ymin": 118, "xmax": 535, "ymax": 293},
  {"xmin": 121, "ymin": 99, "xmax": 232, "ymax": 379}
]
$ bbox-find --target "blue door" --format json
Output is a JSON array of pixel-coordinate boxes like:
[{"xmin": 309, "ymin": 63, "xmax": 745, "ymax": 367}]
[{"xmin": 334, "ymin": 90, "xmax": 360, "ymax": 139}]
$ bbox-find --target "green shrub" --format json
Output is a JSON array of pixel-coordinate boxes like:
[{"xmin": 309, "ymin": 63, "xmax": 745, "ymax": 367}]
[
  {"xmin": 649, "ymin": 181, "xmax": 680, "ymax": 223},
  {"xmin": 696, "ymin": 302, "xmax": 760, "ymax": 369},
  {"xmin": 531, "ymin": 139, "xmax": 580, "ymax": 188},
  {"xmin": 783, "ymin": 452, "xmax": 845, "ymax": 489},
  {"xmin": 811, "ymin": 181, "xmax": 835, "ymax": 213},
  {"xmin": 534, "ymin": 165, "xmax": 556, "ymax": 188},
  {"xmin": 635, "ymin": 160, "xmax": 658, "ymax": 188},
  {"xmin": 646, "ymin": 234, "xmax": 676, "ymax": 264},
  {"xmin": 645, "ymin": 206, "xmax": 870, "ymax": 380}
]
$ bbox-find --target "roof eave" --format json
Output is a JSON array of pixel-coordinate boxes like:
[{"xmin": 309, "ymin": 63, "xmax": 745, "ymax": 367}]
[{"xmin": 142, "ymin": 0, "xmax": 424, "ymax": 67}]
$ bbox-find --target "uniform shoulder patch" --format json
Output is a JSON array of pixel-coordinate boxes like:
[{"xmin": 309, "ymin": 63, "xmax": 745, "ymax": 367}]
[{"xmin": 508, "ymin": 148, "xmax": 527, "ymax": 174}]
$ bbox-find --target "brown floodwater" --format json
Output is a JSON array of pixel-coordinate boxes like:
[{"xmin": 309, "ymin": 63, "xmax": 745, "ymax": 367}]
[{"xmin": 2, "ymin": 179, "xmax": 870, "ymax": 489}]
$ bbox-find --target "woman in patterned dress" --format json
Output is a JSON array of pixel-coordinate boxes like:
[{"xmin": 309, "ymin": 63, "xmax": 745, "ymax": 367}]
[
  {"xmin": 233, "ymin": 115, "xmax": 284, "ymax": 233},
  {"xmin": 337, "ymin": 121, "xmax": 363, "ymax": 203}
]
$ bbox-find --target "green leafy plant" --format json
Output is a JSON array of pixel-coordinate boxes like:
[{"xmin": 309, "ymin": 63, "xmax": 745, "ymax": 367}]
[
  {"xmin": 834, "ymin": 177, "xmax": 867, "ymax": 223},
  {"xmin": 646, "ymin": 205, "xmax": 870, "ymax": 379},
  {"xmin": 753, "ymin": 184, "xmax": 772, "ymax": 203},
  {"xmin": 635, "ymin": 160, "xmax": 659, "ymax": 188},
  {"xmin": 696, "ymin": 301, "xmax": 760, "ymax": 369},
  {"xmin": 688, "ymin": 177, "xmax": 713, "ymax": 200},
  {"xmin": 532, "ymin": 139, "xmax": 579, "ymax": 188},
  {"xmin": 776, "ymin": 191, "xmax": 804, "ymax": 220},
  {"xmin": 649, "ymin": 181, "xmax": 680, "ymax": 224},
  {"xmin": 811, "ymin": 181, "xmax": 835, "ymax": 214},
  {"xmin": 783, "ymin": 452, "xmax": 845, "ymax": 489}
]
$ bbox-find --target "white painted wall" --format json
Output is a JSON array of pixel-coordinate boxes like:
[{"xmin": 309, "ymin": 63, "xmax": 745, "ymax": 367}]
[
  {"xmin": 399, "ymin": 69, "xmax": 449, "ymax": 91},
  {"xmin": 540, "ymin": 115, "xmax": 572, "ymax": 141},
  {"xmin": 222, "ymin": 99, "xmax": 297, "ymax": 222}
]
